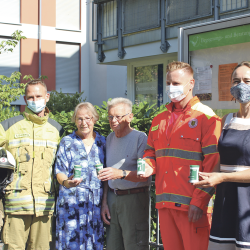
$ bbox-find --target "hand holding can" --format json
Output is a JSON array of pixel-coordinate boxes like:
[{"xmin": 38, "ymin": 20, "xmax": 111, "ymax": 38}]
[
  {"xmin": 189, "ymin": 165, "xmax": 200, "ymax": 183},
  {"xmin": 95, "ymin": 163, "xmax": 103, "ymax": 176},
  {"xmin": 137, "ymin": 158, "xmax": 145, "ymax": 175},
  {"xmin": 74, "ymin": 165, "xmax": 82, "ymax": 180}
]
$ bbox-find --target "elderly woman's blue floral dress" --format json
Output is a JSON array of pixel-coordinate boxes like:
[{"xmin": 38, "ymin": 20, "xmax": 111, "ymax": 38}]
[{"xmin": 54, "ymin": 131, "xmax": 105, "ymax": 250}]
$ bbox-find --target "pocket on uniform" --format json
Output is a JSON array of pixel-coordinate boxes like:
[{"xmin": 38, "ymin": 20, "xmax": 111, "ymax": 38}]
[
  {"xmin": 152, "ymin": 130, "xmax": 159, "ymax": 141},
  {"xmin": 18, "ymin": 163, "xmax": 31, "ymax": 189},
  {"xmin": 136, "ymin": 222, "xmax": 149, "ymax": 246},
  {"xmin": 43, "ymin": 147, "xmax": 54, "ymax": 166},
  {"xmin": 44, "ymin": 181, "xmax": 51, "ymax": 193},
  {"xmin": 179, "ymin": 133, "xmax": 201, "ymax": 150},
  {"xmin": 194, "ymin": 225, "xmax": 210, "ymax": 238}
]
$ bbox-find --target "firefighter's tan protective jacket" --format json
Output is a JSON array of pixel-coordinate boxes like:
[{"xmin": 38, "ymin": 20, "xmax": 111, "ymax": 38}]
[{"xmin": 0, "ymin": 107, "xmax": 64, "ymax": 216}]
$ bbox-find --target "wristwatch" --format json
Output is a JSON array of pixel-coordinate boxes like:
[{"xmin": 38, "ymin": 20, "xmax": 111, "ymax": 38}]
[{"xmin": 121, "ymin": 170, "xmax": 127, "ymax": 180}]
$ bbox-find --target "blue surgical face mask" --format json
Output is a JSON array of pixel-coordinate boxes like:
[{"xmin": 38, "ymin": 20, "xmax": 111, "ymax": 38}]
[
  {"xmin": 27, "ymin": 99, "xmax": 46, "ymax": 113},
  {"xmin": 230, "ymin": 82, "xmax": 250, "ymax": 104}
]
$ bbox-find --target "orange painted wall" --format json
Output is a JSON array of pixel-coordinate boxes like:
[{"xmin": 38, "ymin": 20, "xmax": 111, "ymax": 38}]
[
  {"xmin": 20, "ymin": 38, "xmax": 39, "ymax": 81},
  {"xmin": 21, "ymin": 0, "xmax": 38, "ymax": 25},
  {"xmin": 20, "ymin": 0, "xmax": 56, "ymax": 110},
  {"xmin": 21, "ymin": 0, "xmax": 56, "ymax": 26},
  {"xmin": 41, "ymin": 40, "xmax": 56, "ymax": 91},
  {"xmin": 42, "ymin": 0, "xmax": 56, "ymax": 27}
]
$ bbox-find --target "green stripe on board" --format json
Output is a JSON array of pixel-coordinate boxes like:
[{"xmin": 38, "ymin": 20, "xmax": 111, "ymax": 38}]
[{"xmin": 189, "ymin": 24, "xmax": 250, "ymax": 51}]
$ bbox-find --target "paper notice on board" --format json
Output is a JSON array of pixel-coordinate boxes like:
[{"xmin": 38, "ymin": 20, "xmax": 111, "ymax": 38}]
[
  {"xmin": 218, "ymin": 63, "xmax": 238, "ymax": 101},
  {"xmin": 195, "ymin": 79, "xmax": 212, "ymax": 94},
  {"xmin": 194, "ymin": 66, "xmax": 212, "ymax": 100}
]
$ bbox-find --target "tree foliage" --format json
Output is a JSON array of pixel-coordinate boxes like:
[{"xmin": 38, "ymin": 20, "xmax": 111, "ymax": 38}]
[
  {"xmin": 47, "ymin": 90, "xmax": 86, "ymax": 113},
  {"xmin": 0, "ymin": 30, "xmax": 26, "ymax": 54},
  {"xmin": 0, "ymin": 30, "xmax": 27, "ymax": 107},
  {"xmin": 0, "ymin": 72, "xmax": 26, "ymax": 106}
]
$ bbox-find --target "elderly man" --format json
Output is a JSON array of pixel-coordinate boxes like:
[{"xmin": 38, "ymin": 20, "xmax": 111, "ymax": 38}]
[
  {"xmin": 98, "ymin": 97, "xmax": 150, "ymax": 250},
  {"xmin": 142, "ymin": 62, "xmax": 221, "ymax": 250},
  {"xmin": 0, "ymin": 79, "xmax": 64, "ymax": 250}
]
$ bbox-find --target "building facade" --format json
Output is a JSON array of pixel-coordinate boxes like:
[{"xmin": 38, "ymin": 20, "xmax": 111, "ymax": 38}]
[
  {"xmin": 93, "ymin": 0, "xmax": 250, "ymax": 112},
  {"xmin": 0, "ymin": 0, "xmax": 127, "ymax": 110},
  {"xmin": 0, "ymin": 0, "xmax": 250, "ymax": 111}
]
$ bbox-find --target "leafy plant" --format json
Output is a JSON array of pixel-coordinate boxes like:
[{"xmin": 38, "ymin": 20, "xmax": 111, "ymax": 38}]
[
  {"xmin": 47, "ymin": 89, "xmax": 86, "ymax": 113},
  {"xmin": 50, "ymin": 111, "xmax": 76, "ymax": 136},
  {"xmin": 0, "ymin": 30, "xmax": 26, "ymax": 54},
  {"xmin": 94, "ymin": 101, "xmax": 112, "ymax": 137},
  {"xmin": 0, "ymin": 106, "xmax": 20, "ymax": 123},
  {"xmin": 0, "ymin": 72, "xmax": 26, "ymax": 107}
]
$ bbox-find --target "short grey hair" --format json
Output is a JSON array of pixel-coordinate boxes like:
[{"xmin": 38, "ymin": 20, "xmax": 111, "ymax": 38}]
[
  {"xmin": 72, "ymin": 102, "xmax": 99, "ymax": 123},
  {"xmin": 107, "ymin": 97, "xmax": 132, "ymax": 112}
]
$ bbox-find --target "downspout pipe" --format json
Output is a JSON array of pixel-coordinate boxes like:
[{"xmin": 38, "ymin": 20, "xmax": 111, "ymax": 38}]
[
  {"xmin": 39, "ymin": 0, "xmax": 42, "ymax": 77},
  {"xmin": 214, "ymin": 0, "xmax": 219, "ymax": 20}
]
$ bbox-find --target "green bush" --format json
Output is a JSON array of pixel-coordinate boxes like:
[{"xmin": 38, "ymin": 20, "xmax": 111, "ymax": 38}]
[
  {"xmin": 0, "ymin": 105, "xmax": 20, "ymax": 123},
  {"xmin": 47, "ymin": 90, "xmax": 86, "ymax": 113}
]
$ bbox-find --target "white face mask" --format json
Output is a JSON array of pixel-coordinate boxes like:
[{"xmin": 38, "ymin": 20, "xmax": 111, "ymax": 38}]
[
  {"xmin": 27, "ymin": 99, "xmax": 46, "ymax": 113},
  {"xmin": 166, "ymin": 82, "xmax": 190, "ymax": 103}
]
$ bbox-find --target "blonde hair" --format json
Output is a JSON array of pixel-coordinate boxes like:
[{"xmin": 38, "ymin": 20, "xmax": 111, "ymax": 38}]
[
  {"xmin": 167, "ymin": 61, "xmax": 194, "ymax": 76},
  {"xmin": 72, "ymin": 102, "xmax": 99, "ymax": 123},
  {"xmin": 107, "ymin": 97, "xmax": 132, "ymax": 112}
]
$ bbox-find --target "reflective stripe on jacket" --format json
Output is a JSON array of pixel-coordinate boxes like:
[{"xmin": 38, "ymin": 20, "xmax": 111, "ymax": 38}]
[
  {"xmin": 0, "ymin": 107, "xmax": 64, "ymax": 216},
  {"xmin": 143, "ymin": 97, "xmax": 221, "ymax": 213}
]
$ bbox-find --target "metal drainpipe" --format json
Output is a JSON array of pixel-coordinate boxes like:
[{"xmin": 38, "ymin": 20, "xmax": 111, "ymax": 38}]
[
  {"xmin": 214, "ymin": 0, "xmax": 220, "ymax": 20},
  {"xmin": 39, "ymin": 0, "xmax": 42, "ymax": 77}
]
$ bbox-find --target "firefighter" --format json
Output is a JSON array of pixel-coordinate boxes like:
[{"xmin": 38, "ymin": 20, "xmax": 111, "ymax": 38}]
[
  {"xmin": 141, "ymin": 61, "xmax": 221, "ymax": 250},
  {"xmin": 0, "ymin": 79, "xmax": 64, "ymax": 250}
]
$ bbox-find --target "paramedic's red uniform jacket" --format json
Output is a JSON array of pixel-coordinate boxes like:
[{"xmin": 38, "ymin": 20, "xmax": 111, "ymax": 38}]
[{"xmin": 144, "ymin": 97, "xmax": 221, "ymax": 213}]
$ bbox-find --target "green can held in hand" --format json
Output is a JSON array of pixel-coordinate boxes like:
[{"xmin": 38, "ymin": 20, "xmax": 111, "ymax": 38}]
[
  {"xmin": 74, "ymin": 165, "xmax": 82, "ymax": 180},
  {"xmin": 95, "ymin": 163, "xmax": 103, "ymax": 175},
  {"xmin": 137, "ymin": 158, "xmax": 145, "ymax": 175},
  {"xmin": 189, "ymin": 165, "xmax": 200, "ymax": 183}
]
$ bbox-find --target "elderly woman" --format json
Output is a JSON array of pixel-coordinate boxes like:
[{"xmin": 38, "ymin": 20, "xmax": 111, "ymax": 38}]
[
  {"xmin": 55, "ymin": 102, "xmax": 105, "ymax": 250},
  {"xmin": 194, "ymin": 61, "xmax": 250, "ymax": 250}
]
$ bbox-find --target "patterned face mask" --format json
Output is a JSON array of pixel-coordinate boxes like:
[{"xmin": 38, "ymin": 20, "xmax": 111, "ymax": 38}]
[{"xmin": 230, "ymin": 82, "xmax": 250, "ymax": 104}]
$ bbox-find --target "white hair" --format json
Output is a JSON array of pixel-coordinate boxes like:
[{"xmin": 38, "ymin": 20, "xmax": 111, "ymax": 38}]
[
  {"xmin": 107, "ymin": 98, "xmax": 132, "ymax": 112},
  {"xmin": 72, "ymin": 102, "xmax": 99, "ymax": 123}
]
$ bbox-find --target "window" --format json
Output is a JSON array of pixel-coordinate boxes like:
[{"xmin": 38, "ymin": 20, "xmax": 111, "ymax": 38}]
[
  {"xmin": 134, "ymin": 64, "xmax": 163, "ymax": 107},
  {"xmin": 56, "ymin": 0, "xmax": 80, "ymax": 30},
  {"xmin": 0, "ymin": 0, "xmax": 20, "ymax": 24},
  {"xmin": 123, "ymin": 0, "xmax": 159, "ymax": 34},
  {"xmin": 220, "ymin": 0, "xmax": 248, "ymax": 13},
  {"xmin": 56, "ymin": 43, "xmax": 80, "ymax": 93},
  {"xmin": 167, "ymin": 0, "xmax": 212, "ymax": 25},
  {"xmin": 102, "ymin": 0, "xmax": 117, "ymax": 38},
  {"xmin": 0, "ymin": 37, "xmax": 20, "ymax": 83}
]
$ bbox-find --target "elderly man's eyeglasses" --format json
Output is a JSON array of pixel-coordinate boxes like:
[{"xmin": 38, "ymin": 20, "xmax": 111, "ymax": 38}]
[
  {"xmin": 107, "ymin": 113, "xmax": 130, "ymax": 121},
  {"xmin": 77, "ymin": 117, "xmax": 93, "ymax": 123}
]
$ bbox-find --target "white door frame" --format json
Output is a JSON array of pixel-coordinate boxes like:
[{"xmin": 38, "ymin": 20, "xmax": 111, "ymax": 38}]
[{"xmin": 127, "ymin": 56, "xmax": 177, "ymax": 106}]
